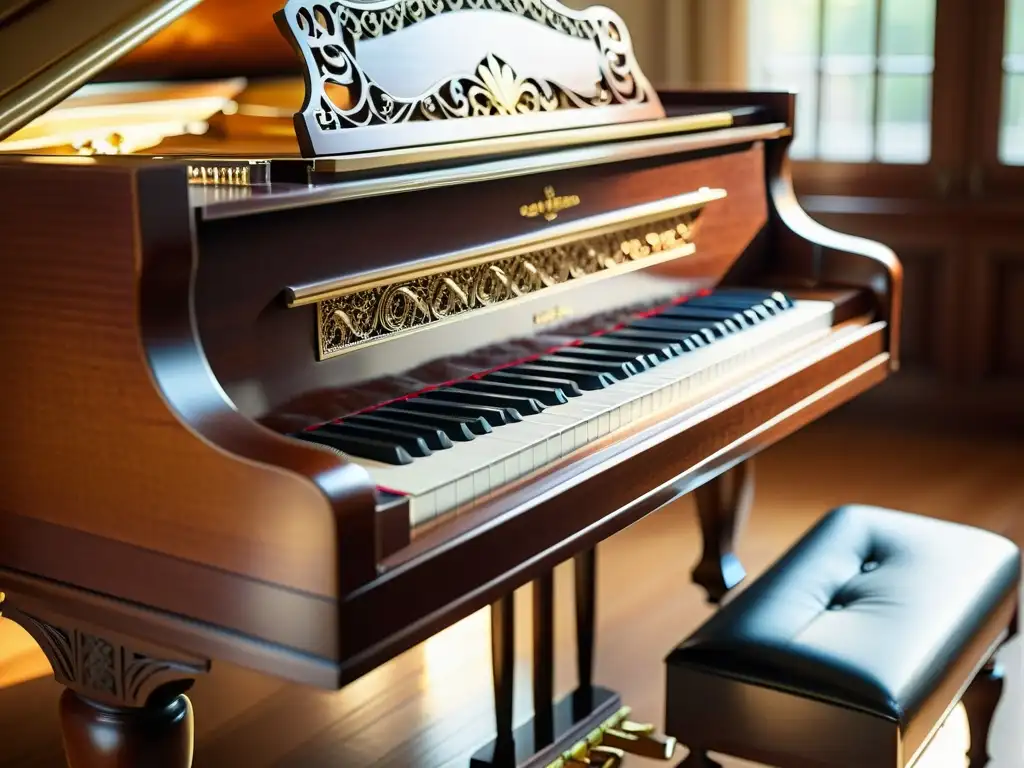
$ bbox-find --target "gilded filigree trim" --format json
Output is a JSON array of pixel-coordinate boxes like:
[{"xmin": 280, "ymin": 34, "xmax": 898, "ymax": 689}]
[{"xmin": 317, "ymin": 209, "xmax": 703, "ymax": 359}]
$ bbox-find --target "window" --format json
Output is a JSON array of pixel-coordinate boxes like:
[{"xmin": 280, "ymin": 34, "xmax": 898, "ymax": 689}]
[
  {"xmin": 1001, "ymin": 0, "xmax": 1024, "ymax": 164},
  {"xmin": 747, "ymin": 0, "xmax": 936, "ymax": 164}
]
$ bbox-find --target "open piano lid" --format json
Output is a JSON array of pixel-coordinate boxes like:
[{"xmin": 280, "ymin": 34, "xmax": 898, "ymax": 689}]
[{"xmin": 0, "ymin": 0, "xmax": 697, "ymax": 162}]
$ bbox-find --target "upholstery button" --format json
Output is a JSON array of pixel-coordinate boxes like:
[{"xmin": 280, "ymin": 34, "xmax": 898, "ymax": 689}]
[
  {"xmin": 861, "ymin": 560, "xmax": 880, "ymax": 573},
  {"xmin": 827, "ymin": 601, "xmax": 844, "ymax": 610}
]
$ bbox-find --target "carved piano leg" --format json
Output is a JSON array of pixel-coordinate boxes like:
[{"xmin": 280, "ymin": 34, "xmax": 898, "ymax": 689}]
[
  {"xmin": 0, "ymin": 598, "xmax": 209, "ymax": 768},
  {"xmin": 60, "ymin": 688, "xmax": 194, "ymax": 768},
  {"xmin": 691, "ymin": 461, "xmax": 754, "ymax": 604}
]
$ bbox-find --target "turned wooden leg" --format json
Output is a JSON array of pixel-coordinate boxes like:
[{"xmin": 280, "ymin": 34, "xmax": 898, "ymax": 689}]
[
  {"xmin": 961, "ymin": 659, "xmax": 1005, "ymax": 768},
  {"xmin": 691, "ymin": 460, "xmax": 754, "ymax": 604},
  {"xmin": 61, "ymin": 688, "xmax": 194, "ymax": 768},
  {"xmin": 1, "ymin": 596, "xmax": 209, "ymax": 768}
]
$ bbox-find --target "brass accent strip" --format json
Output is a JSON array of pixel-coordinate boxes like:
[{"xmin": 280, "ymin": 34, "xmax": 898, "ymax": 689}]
[
  {"xmin": 312, "ymin": 111, "xmax": 736, "ymax": 175},
  {"xmin": 314, "ymin": 203, "xmax": 709, "ymax": 360},
  {"xmin": 287, "ymin": 186, "xmax": 726, "ymax": 307},
  {"xmin": 198, "ymin": 123, "xmax": 783, "ymax": 221}
]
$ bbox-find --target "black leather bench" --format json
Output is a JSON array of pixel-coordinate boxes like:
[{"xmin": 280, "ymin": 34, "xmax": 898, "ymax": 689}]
[{"xmin": 664, "ymin": 504, "xmax": 1020, "ymax": 768}]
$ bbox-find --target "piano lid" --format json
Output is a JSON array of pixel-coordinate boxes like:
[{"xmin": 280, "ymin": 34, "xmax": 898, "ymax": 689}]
[{"xmin": 0, "ymin": 0, "xmax": 666, "ymax": 158}]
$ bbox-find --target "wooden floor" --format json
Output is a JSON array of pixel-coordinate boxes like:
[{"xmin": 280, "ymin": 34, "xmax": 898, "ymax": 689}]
[{"xmin": 0, "ymin": 417, "xmax": 1021, "ymax": 767}]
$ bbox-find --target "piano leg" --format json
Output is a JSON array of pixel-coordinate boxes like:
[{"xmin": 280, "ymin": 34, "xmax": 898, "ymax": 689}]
[
  {"xmin": 0, "ymin": 598, "xmax": 208, "ymax": 768},
  {"xmin": 60, "ymin": 688, "xmax": 194, "ymax": 768},
  {"xmin": 470, "ymin": 554, "xmax": 622, "ymax": 767},
  {"xmin": 691, "ymin": 460, "xmax": 754, "ymax": 604},
  {"xmin": 573, "ymin": 548, "xmax": 596, "ymax": 715}
]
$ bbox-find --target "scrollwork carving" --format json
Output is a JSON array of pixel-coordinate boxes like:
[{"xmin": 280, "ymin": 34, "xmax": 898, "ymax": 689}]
[
  {"xmin": 317, "ymin": 208, "xmax": 704, "ymax": 358},
  {"xmin": 276, "ymin": 0, "xmax": 662, "ymax": 156},
  {"xmin": 2, "ymin": 603, "xmax": 209, "ymax": 708}
]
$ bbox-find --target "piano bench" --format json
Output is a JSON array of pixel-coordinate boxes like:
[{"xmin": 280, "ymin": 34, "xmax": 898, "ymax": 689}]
[{"xmin": 663, "ymin": 504, "xmax": 1020, "ymax": 768}]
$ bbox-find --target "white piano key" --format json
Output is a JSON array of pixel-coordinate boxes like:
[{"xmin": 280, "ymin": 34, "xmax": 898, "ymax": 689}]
[{"xmin": 359, "ymin": 299, "xmax": 836, "ymax": 527}]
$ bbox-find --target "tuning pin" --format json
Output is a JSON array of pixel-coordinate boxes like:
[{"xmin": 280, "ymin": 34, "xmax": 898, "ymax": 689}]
[{"xmin": 601, "ymin": 720, "xmax": 678, "ymax": 760}]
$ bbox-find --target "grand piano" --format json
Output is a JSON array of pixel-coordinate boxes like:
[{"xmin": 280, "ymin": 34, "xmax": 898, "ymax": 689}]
[{"xmin": 0, "ymin": 1, "xmax": 902, "ymax": 765}]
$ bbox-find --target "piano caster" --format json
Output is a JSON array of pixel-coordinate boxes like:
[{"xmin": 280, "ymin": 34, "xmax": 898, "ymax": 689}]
[
  {"xmin": 60, "ymin": 689, "xmax": 195, "ymax": 768},
  {"xmin": 691, "ymin": 460, "xmax": 754, "ymax": 604},
  {"xmin": 0, "ymin": 597, "xmax": 207, "ymax": 768}
]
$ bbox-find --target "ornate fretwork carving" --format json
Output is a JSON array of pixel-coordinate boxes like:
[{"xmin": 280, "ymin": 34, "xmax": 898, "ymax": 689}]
[
  {"xmin": 2, "ymin": 604, "xmax": 209, "ymax": 708},
  {"xmin": 275, "ymin": 0, "xmax": 663, "ymax": 156},
  {"xmin": 317, "ymin": 208, "xmax": 704, "ymax": 359}
]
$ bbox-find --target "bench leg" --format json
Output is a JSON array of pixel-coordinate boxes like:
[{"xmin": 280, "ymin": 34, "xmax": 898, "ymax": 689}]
[
  {"xmin": 691, "ymin": 460, "xmax": 754, "ymax": 603},
  {"xmin": 961, "ymin": 659, "xmax": 1004, "ymax": 768}
]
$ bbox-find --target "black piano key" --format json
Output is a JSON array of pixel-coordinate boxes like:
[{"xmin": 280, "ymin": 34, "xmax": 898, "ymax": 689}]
[
  {"xmin": 536, "ymin": 355, "xmax": 637, "ymax": 380},
  {"xmin": 654, "ymin": 307, "xmax": 747, "ymax": 331},
  {"xmin": 482, "ymin": 370, "xmax": 584, "ymax": 398},
  {"xmin": 684, "ymin": 297, "xmax": 768, "ymax": 322},
  {"xmin": 295, "ymin": 430, "xmax": 413, "ymax": 466},
  {"xmin": 457, "ymin": 379, "xmax": 569, "ymax": 407},
  {"xmin": 507, "ymin": 364, "xmax": 616, "ymax": 391},
  {"xmin": 421, "ymin": 387, "xmax": 545, "ymax": 416},
  {"xmin": 688, "ymin": 295, "xmax": 777, "ymax": 318},
  {"xmin": 400, "ymin": 397, "xmax": 520, "ymax": 427},
  {"xmin": 605, "ymin": 329, "xmax": 708, "ymax": 350},
  {"xmin": 345, "ymin": 413, "xmax": 454, "ymax": 450},
  {"xmin": 629, "ymin": 317, "xmax": 730, "ymax": 339},
  {"xmin": 378, "ymin": 406, "xmax": 482, "ymax": 441},
  {"xmin": 550, "ymin": 346, "xmax": 659, "ymax": 369},
  {"xmin": 579, "ymin": 336, "xmax": 682, "ymax": 360},
  {"xmin": 317, "ymin": 422, "xmax": 432, "ymax": 458},
  {"xmin": 714, "ymin": 288, "xmax": 793, "ymax": 310}
]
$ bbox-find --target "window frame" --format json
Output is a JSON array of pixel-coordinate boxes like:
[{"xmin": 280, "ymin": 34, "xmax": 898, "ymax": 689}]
[
  {"xmin": 973, "ymin": 0, "xmax": 1024, "ymax": 197},
  {"xmin": 763, "ymin": 0, "xmax": 971, "ymax": 200}
]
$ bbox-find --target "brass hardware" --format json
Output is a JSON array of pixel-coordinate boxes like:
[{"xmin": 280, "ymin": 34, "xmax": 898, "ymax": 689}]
[
  {"xmin": 287, "ymin": 186, "xmax": 727, "ymax": 307},
  {"xmin": 533, "ymin": 306, "xmax": 574, "ymax": 327},
  {"xmin": 587, "ymin": 746, "xmax": 625, "ymax": 767},
  {"xmin": 601, "ymin": 720, "xmax": 678, "ymax": 760},
  {"xmin": 314, "ymin": 205, "xmax": 708, "ymax": 359},
  {"xmin": 521, "ymin": 186, "xmax": 582, "ymax": 222},
  {"xmin": 187, "ymin": 164, "xmax": 252, "ymax": 187}
]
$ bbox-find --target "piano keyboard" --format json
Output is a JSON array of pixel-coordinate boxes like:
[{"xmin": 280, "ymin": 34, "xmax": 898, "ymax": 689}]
[{"xmin": 294, "ymin": 289, "xmax": 836, "ymax": 526}]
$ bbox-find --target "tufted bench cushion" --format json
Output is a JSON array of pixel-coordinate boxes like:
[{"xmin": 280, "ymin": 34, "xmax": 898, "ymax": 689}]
[{"xmin": 665, "ymin": 504, "xmax": 1020, "ymax": 767}]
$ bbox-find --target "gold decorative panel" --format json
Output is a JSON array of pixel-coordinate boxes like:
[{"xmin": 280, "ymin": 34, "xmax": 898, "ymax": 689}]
[{"xmin": 316, "ymin": 208, "xmax": 704, "ymax": 359}]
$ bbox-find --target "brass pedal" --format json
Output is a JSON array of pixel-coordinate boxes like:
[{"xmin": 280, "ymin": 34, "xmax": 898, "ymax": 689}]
[
  {"xmin": 545, "ymin": 707, "xmax": 677, "ymax": 767},
  {"xmin": 600, "ymin": 720, "xmax": 678, "ymax": 760}
]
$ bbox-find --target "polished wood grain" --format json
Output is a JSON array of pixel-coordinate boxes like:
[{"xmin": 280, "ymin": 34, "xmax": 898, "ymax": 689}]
[
  {"xmin": 59, "ymin": 691, "xmax": 194, "ymax": 768},
  {"xmin": 0, "ymin": 418, "xmax": 1019, "ymax": 768},
  {"xmin": 196, "ymin": 142, "xmax": 772, "ymax": 417},
  {"xmin": 107, "ymin": 0, "xmax": 300, "ymax": 81},
  {"xmin": 0, "ymin": 158, "xmax": 376, "ymax": 601},
  {"xmin": 0, "ymin": 90, "xmax": 905, "ymax": 768}
]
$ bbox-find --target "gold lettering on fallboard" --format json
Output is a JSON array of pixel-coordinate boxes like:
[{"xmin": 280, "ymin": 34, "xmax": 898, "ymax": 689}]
[
  {"xmin": 520, "ymin": 186, "xmax": 581, "ymax": 221},
  {"xmin": 316, "ymin": 206, "xmax": 706, "ymax": 359}
]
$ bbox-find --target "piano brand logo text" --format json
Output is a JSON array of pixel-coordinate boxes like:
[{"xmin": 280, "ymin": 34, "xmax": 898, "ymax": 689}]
[{"xmin": 520, "ymin": 186, "xmax": 581, "ymax": 221}]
